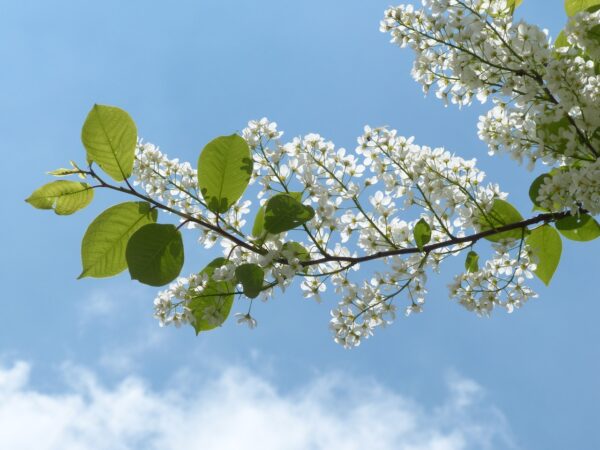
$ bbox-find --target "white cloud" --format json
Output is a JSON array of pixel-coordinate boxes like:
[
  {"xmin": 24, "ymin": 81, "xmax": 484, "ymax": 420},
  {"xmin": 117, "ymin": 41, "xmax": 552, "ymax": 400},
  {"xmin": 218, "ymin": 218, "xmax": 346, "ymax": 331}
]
[
  {"xmin": 77, "ymin": 285, "xmax": 148, "ymax": 326},
  {"xmin": 79, "ymin": 290, "xmax": 117, "ymax": 319},
  {"xmin": 0, "ymin": 361, "xmax": 516, "ymax": 450}
]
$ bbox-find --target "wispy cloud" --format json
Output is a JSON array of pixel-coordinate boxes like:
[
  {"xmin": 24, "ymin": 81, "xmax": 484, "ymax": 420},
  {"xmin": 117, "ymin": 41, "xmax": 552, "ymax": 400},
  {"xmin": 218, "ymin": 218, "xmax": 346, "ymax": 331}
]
[
  {"xmin": 78, "ymin": 289, "xmax": 118, "ymax": 322},
  {"xmin": 0, "ymin": 360, "xmax": 516, "ymax": 450}
]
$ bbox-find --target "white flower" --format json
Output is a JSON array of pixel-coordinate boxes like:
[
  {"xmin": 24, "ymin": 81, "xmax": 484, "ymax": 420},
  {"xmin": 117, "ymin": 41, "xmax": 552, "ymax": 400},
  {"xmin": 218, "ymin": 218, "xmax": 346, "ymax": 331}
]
[{"xmin": 235, "ymin": 313, "xmax": 258, "ymax": 329}]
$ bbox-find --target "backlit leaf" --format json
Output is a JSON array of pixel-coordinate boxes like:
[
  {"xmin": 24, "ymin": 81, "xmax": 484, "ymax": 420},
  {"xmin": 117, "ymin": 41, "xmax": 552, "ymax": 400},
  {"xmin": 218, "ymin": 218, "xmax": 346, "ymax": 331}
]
[
  {"xmin": 198, "ymin": 134, "xmax": 253, "ymax": 213},
  {"xmin": 26, "ymin": 180, "xmax": 93, "ymax": 215},
  {"xmin": 79, "ymin": 202, "xmax": 157, "ymax": 278},
  {"xmin": 526, "ymin": 224, "xmax": 562, "ymax": 285},
  {"xmin": 81, "ymin": 104, "xmax": 137, "ymax": 182}
]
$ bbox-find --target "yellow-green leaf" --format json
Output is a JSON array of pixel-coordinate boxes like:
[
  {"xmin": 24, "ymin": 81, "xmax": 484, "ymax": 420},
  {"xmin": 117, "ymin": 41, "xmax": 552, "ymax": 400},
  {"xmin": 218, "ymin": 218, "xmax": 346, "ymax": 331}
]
[
  {"xmin": 479, "ymin": 199, "xmax": 525, "ymax": 242},
  {"xmin": 81, "ymin": 104, "xmax": 137, "ymax": 182},
  {"xmin": 555, "ymin": 214, "xmax": 600, "ymax": 241},
  {"xmin": 526, "ymin": 225, "xmax": 562, "ymax": 286},
  {"xmin": 264, "ymin": 194, "xmax": 315, "ymax": 234},
  {"xmin": 198, "ymin": 134, "xmax": 253, "ymax": 214},
  {"xmin": 465, "ymin": 251, "xmax": 480, "ymax": 273},
  {"xmin": 565, "ymin": 0, "xmax": 600, "ymax": 16},
  {"xmin": 413, "ymin": 218, "xmax": 432, "ymax": 250},
  {"xmin": 79, "ymin": 202, "xmax": 157, "ymax": 279},
  {"xmin": 26, "ymin": 180, "xmax": 94, "ymax": 215}
]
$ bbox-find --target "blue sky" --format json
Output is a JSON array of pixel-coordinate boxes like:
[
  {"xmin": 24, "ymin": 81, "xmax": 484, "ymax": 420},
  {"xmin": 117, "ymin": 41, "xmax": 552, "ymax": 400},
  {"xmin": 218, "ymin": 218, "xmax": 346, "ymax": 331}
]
[{"xmin": 2, "ymin": 1, "xmax": 599, "ymax": 449}]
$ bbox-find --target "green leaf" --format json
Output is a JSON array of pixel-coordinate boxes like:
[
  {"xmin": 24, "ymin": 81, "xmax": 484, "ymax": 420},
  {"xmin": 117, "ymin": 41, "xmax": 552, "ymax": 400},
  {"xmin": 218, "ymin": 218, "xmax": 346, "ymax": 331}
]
[
  {"xmin": 235, "ymin": 263, "xmax": 264, "ymax": 299},
  {"xmin": 282, "ymin": 241, "xmax": 310, "ymax": 262},
  {"xmin": 526, "ymin": 225, "xmax": 562, "ymax": 286},
  {"xmin": 465, "ymin": 251, "xmax": 480, "ymax": 273},
  {"xmin": 189, "ymin": 280, "xmax": 235, "ymax": 334},
  {"xmin": 588, "ymin": 23, "xmax": 600, "ymax": 47},
  {"xmin": 264, "ymin": 194, "xmax": 315, "ymax": 234},
  {"xmin": 286, "ymin": 191, "xmax": 304, "ymax": 201},
  {"xmin": 47, "ymin": 168, "xmax": 83, "ymax": 177},
  {"xmin": 555, "ymin": 30, "xmax": 569, "ymax": 48},
  {"xmin": 555, "ymin": 214, "xmax": 600, "ymax": 241},
  {"xmin": 252, "ymin": 193, "xmax": 304, "ymax": 239},
  {"xmin": 565, "ymin": 0, "xmax": 600, "ymax": 16},
  {"xmin": 81, "ymin": 104, "xmax": 137, "ymax": 182},
  {"xmin": 204, "ymin": 258, "xmax": 229, "ymax": 275},
  {"xmin": 26, "ymin": 180, "xmax": 94, "ymax": 215},
  {"xmin": 507, "ymin": 0, "xmax": 523, "ymax": 13},
  {"xmin": 252, "ymin": 205, "xmax": 266, "ymax": 238},
  {"xmin": 413, "ymin": 218, "xmax": 432, "ymax": 250},
  {"xmin": 126, "ymin": 224, "xmax": 184, "ymax": 286},
  {"xmin": 528, "ymin": 173, "xmax": 551, "ymax": 210},
  {"xmin": 79, "ymin": 202, "xmax": 157, "ymax": 278},
  {"xmin": 198, "ymin": 134, "xmax": 253, "ymax": 214},
  {"xmin": 480, "ymin": 199, "xmax": 525, "ymax": 242},
  {"xmin": 536, "ymin": 117, "xmax": 572, "ymax": 155},
  {"xmin": 189, "ymin": 258, "xmax": 235, "ymax": 334},
  {"xmin": 282, "ymin": 241, "xmax": 311, "ymax": 273}
]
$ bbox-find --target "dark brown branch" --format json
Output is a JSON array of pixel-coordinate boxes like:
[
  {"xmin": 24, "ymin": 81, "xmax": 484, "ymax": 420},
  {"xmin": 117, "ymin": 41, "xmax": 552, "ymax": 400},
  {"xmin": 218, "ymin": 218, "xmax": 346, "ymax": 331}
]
[
  {"xmin": 87, "ymin": 166, "xmax": 576, "ymax": 271},
  {"xmin": 302, "ymin": 210, "xmax": 574, "ymax": 267}
]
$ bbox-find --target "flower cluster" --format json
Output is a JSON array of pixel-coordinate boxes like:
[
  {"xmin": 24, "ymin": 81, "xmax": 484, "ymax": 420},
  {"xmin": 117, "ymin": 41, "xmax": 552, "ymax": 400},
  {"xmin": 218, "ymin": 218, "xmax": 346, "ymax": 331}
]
[
  {"xmin": 381, "ymin": 1, "xmax": 600, "ymax": 210},
  {"xmin": 153, "ymin": 272, "xmax": 208, "ymax": 327},
  {"xmin": 536, "ymin": 160, "xmax": 600, "ymax": 215},
  {"xmin": 134, "ymin": 141, "xmax": 200, "ymax": 215},
  {"xmin": 139, "ymin": 116, "xmax": 537, "ymax": 348},
  {"xmin": 449, "ymin": 241, "xmax": 537, "ymax": 316}
]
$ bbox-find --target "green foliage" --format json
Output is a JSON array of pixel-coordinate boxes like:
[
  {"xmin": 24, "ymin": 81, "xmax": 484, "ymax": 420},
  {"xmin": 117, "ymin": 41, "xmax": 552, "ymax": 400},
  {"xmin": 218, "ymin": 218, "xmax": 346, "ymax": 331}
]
[
  {"xmin": 47, "ymin": 168, "xmax": 79, "ymax": 176},
  {"xmin": 526, "ymin": 225, "xmax": 562, "ymax": 286},
  {"xmin": 528, "ymin": 173, "xmax": 551, "ymax": 211},
  {"xmin": 588, "ymin": 23, "xmax": 600, "ymax": 46},
  {"xmin": 202, "ymin": 257, "xmax": 228, "ymax": 274},
  {"xmin": 413, "ymin": 218, "xmax": 432, "ymax": 250},
  {"xmin": 235, "ymin": 263, "xmax": 265, "ymax": 298},
  {"xmin": 81, "ymin": 104, "xmax": 137, "ymax": 182},
  {"xmin": 507, "ymin": 0, "xmax": 523, "ymax": 13},
  {"xmin": 536, "ymin": 117, "xmax": 571, "ymax": 155},
  {"xmin": 47, "ymin": 161, "xmax": 86, "ymax": 179},
  {"xmin": 253, "ymin": 192, "xmax": 304, "ymax": 239},
  {"xmin": 464, "ymin": 251, "xmax": 480, "ymax": 273},
  {"xmin": 565, "ymin": 0, "xmax": 600, "ymax": 16},
  {"xmin": 264, "ymin": 194, "xmax": 315, "ymax": 234},
  {"xmin": 554, "ymin": 31, "xmax": 569, "ymax": 48},
  {"xmin": 197, "ymin": 134, "xmax": 253, "ymax": 214},
  {"xmin": 282, "ymin": 241, "xmax": 310, "ymax": 273},
  {"xmin": 480, "ymin": 199, "xmax": 525, "ymax": 242},
  {"xmin": 252, "ymin": 205, "xmax": 266, "ymax": 237},
  {"xmin": 555, "ymin": 214, "xmax": 600, "ymax": 241},
  {"xmin": 26, "ymin": 180, "xmax": 94, "ymax": 215},
  {"xmin": 79, "ymin": 202, "xmax": 157, "ymax": 278},
  {"xmin": 189, "ymin": 258, "xmax": 235, "ymax": 334},
  {"xmin": 126, "ymin": 224, "xmax": 184, "ymax": 286},
  {"xmin": 282, "ymin": 241, "xmax": 310, "ymax": 262}
]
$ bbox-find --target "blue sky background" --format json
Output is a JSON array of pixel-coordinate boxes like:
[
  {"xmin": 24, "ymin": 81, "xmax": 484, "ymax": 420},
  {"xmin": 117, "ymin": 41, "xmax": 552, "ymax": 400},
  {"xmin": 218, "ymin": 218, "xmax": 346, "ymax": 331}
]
[{"xmin": 2, "ymin": 1, "xmax": 599, "ymax": 449}]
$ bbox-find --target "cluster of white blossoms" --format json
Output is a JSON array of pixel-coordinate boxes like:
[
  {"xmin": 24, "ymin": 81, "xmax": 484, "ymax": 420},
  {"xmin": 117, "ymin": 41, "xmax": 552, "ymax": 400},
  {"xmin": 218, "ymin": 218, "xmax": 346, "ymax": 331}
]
[
  {"xmin": 133, "ymin": 141, "xmax": 200, "ymax": 215},
  {"xmin": 120, "ymin": 1, "xmax": 600, "ymax": 347},
  {"xmin": 138, "ymin": 116, "xmax": 538, "ymax": 348},
  {"xmin": 381, "ymin": 0, "xmax": 600, "ymax": 210},
  {"xmin": 449, "ymin": 241, "xmax": 537, "ymax": 316},
  {"xmin": 536, "ymin": 160, "xmax": 600, "ymax": 215},
  {"xmin": 153, "ymin": 272, "xmax": 208, "ymax": 327}
]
